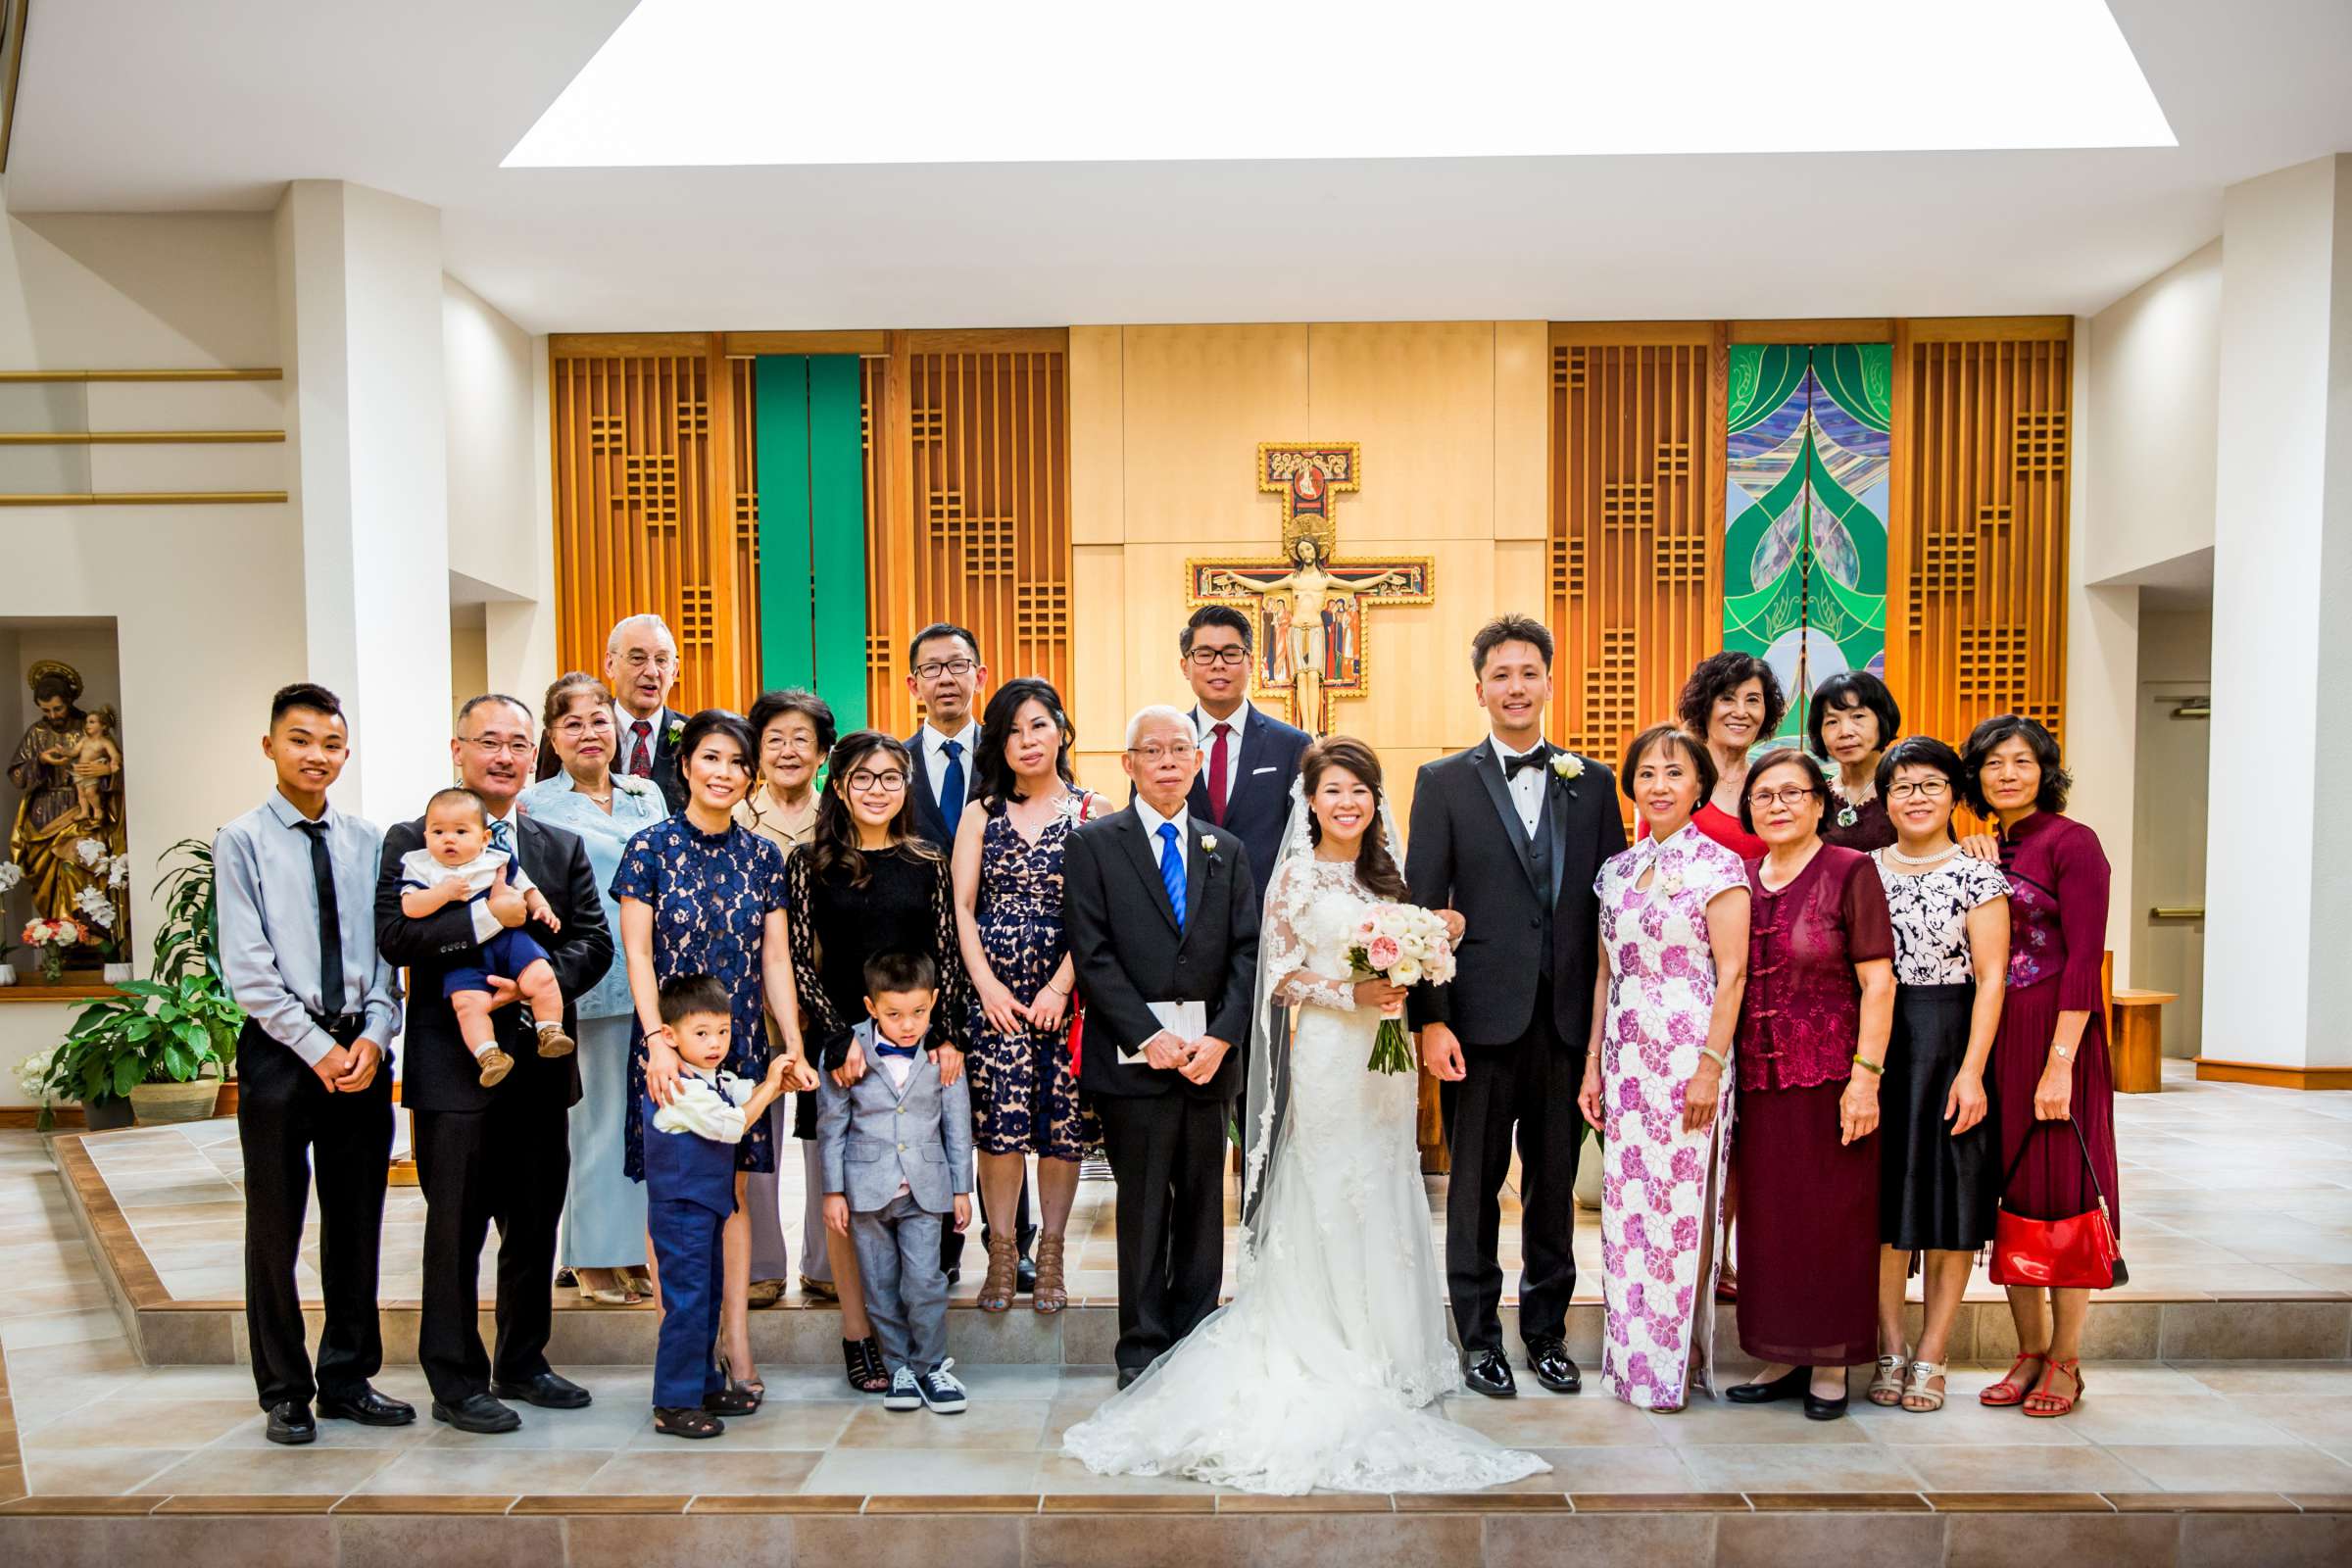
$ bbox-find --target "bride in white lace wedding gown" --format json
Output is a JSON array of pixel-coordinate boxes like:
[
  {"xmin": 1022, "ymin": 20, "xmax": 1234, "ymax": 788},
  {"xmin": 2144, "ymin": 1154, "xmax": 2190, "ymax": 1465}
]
[{"xmin": 1062, "ymin": 761, "xmax": 1546, "ymax": 1495}]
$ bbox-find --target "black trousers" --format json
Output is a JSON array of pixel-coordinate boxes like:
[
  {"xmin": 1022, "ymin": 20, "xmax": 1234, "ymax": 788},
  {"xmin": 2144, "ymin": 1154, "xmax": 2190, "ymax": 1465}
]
[
  {"xmin": 413, "ymin": 1097, "xmax": 570, "ymax": 1403},
  {"xmin": 1439, "ymin": 988, "xmax": 1585, "ymax": 1354},
  {"xmin": 236, "ymin": 1020, "xmax": 394, "ymax": 1411},
  {"xmin": 1092, "ymin": 1092, "xmax": 1228, "ymax": 1375}
]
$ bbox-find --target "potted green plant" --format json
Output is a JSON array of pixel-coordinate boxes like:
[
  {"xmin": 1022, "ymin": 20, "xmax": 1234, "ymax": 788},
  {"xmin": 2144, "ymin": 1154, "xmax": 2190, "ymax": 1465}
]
[
  {"xmin": 55, "ymin": 971, "xmax": 240, "ymax": 1126},
  {"xmin": 150, "ymin": 837, "xmax": 222, "ymax": 984}
]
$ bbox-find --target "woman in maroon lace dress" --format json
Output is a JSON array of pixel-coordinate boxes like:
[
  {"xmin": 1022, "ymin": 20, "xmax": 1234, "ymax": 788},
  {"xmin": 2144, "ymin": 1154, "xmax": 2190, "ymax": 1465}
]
[
  {"xmin": 1962, "ymin": 714, "xmax": 2117, "ymax": 1420},
  {"xmin": 1723, "ymin": 749, "xmax": 1895, "ymax": 1421}
]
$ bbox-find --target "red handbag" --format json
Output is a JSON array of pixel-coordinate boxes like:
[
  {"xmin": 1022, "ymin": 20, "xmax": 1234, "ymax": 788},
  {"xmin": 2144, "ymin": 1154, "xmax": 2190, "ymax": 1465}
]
[{"xmin": 1988, "ymin": 1118, "xmax": 2128, "ymax": 1290}]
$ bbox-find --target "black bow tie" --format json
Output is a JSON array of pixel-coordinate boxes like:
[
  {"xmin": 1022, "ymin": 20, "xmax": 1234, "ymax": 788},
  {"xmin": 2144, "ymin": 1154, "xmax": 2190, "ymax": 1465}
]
[{"xmin": 1503, "ymin": 749, "xmax": 1550, "ymax": 778}]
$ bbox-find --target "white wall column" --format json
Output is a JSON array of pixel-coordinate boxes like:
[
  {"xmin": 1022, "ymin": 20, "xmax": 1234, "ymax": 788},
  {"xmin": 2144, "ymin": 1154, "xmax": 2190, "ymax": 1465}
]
[
  {"xmin": 2203, "ymin": 154, "xmax": 2352, "ymax": 1072},
  {"xmin": 274, "ymin": 180, "xmax": 453, "ymax": 821}
]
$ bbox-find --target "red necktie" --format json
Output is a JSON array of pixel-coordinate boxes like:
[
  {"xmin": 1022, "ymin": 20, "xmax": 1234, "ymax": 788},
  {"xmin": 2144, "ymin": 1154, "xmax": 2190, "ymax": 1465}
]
[
  {"xmin": 629, "ymin": 718, "xmax": 654, "ymax": 778},
  {"xmin": 1208, "ymin": 721, "xmax": 1232, "ymax": 824}
]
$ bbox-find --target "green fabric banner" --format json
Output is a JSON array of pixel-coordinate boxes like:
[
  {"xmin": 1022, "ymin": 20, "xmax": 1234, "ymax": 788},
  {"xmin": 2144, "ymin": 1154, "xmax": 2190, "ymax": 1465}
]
[{"xmin": 754, "ymin": 355, "xmax": 869, "ymax": 734}]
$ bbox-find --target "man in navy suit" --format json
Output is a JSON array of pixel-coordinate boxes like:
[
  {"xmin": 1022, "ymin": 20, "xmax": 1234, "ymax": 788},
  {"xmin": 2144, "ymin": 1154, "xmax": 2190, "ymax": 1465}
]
[
  {"xmin": 900, "ymin": 620, "xmax": 1030, "ymax": 1286},
  {"xmin": 1181, "ymin": 606, "xmax": 1310, "ymax": 911},
  {"xmin": 605, "ymin": 613, "xmax": 687, "ymax": 812}
]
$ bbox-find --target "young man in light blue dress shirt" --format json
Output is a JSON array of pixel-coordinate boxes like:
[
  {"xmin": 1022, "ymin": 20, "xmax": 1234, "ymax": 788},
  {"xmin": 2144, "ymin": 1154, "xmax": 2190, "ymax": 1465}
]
[{"xmin": 215, "ymin": 682, "xmax": 411, "ymax": 1446}]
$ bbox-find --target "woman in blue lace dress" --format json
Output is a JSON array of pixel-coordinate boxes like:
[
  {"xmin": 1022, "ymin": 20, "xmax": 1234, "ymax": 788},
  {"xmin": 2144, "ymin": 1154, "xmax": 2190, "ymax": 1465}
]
[
  {"xmin": 951, "ymin": 678, "xmax": 1102, "ymax": 1316},
  {"xmin": 613, "ymin": 709, "xmax": 816, "ymax": 1401}
]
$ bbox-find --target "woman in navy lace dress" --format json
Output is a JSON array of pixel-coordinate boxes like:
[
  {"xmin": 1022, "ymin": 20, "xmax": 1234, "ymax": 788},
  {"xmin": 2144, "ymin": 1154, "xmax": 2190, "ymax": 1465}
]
[
  {"xmin": 614, "ymin": 709, "xmax": 816, "ymax": 1402},
  {"xmin": 951, "ymin": 678, "xmax": 1102, "ymax": 1316}
]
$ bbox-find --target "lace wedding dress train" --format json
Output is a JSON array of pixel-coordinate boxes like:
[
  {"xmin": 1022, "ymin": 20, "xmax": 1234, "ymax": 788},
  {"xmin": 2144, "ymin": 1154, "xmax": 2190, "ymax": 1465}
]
[{"xmin": 1061, "ymin": 856, "xmax": 1547, "ymax": 1494}]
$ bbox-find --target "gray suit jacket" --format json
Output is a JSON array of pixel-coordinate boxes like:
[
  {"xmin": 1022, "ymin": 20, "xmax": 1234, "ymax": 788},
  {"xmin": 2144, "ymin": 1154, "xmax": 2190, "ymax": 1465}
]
[{"xmin": 815, "ymin": 1019, "xmax": 973, "ymax": 1215}]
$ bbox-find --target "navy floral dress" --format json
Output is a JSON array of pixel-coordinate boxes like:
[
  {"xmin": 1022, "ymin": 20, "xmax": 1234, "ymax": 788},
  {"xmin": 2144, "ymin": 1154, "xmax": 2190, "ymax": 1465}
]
[
  {"xmin": 612, "ymin": 816, "xmax": 790, "ymax": 1179},
  {"xmin": 968, "ymin": 794, "xmax": 1100, "ymax": 1160}
]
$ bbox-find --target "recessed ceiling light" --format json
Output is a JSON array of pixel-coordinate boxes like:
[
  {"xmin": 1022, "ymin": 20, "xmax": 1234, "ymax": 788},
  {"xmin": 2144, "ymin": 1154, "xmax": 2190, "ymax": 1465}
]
[{"xmin": 506, "ymin": 0, "xmax": 2175, "ymax": 168}]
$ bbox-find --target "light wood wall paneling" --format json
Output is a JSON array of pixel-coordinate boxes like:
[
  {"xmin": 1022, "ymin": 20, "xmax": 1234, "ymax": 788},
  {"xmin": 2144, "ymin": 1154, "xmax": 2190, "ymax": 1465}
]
[
  {"xmin": 1547, "ymin": 323, "xmax": 1722, "ymax": 775},
  {"xmin": 1886, "ymin": 318, "xmax": 2074, "ymax": 757}
]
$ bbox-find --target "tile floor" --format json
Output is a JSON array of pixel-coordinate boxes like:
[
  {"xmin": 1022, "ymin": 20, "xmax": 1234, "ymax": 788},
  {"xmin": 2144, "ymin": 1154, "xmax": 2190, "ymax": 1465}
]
[{"xmin": 4, "ymin": 1061, "xmax": 2350, "ymax": 1502}]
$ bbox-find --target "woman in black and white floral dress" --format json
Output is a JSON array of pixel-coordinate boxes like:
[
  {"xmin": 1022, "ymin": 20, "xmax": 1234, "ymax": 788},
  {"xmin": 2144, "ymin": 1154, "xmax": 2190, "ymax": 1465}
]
[{"xmin": 1868, "ymin": 736, "xmax": 2009, "ymax": 1414}]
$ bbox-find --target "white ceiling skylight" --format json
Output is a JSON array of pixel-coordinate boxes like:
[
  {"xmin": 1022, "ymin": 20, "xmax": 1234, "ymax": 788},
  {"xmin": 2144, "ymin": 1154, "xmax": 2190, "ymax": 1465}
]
[{"xmin": 506, "ymin": 0, "xmax": 2176, "ymax": 168}]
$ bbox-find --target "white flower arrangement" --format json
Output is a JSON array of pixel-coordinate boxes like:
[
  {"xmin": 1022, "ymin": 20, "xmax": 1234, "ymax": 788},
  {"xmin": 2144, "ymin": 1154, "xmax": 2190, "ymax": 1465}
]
[
  {"xmin": 74, "ymin": 837, "xmax": 109, "ymax": 868},
  {"xmin": 15, "ymin": 1045, "xmax": 57, "ymax": 1104},
  {"xmin": 1551, "ymin": 753, "xmax": 1584, "ymax": 781},
  {"xmin": 74, "ymin": 887, "xmax": 117, "ymax": 931},
  {"xmin": 0, "ymin": 860, "xmax": 22, "ymax": 895},
  {"xmin": 1347, "ymin": 903, "xmax": 1459, "ymax": 1074}
]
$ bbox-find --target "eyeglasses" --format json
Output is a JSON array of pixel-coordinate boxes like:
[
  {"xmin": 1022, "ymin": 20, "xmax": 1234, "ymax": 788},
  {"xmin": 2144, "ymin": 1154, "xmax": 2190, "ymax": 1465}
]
[
  {"xmin": 912, "ymin": 659, "xmax": 977, "ymax": 680},
  {"xmin": 1746, "ymin": 786, "xmax": 1820, "ymax": 808},
  {"xmin": 1127, "ymin": 744, "xmax": 1198, "ymax": 763},
  {"xmin": 1886, "ymin": 779, "xmax": 1951, "ymax": 803},
  {"xmin": 551, "ymin": 715, "xmax": 612, "ymax": 740},
  {"xmin": 846, "ymin": 769, "xmax": 908, "ymax": 793},
  {"xmin": 1186, "ymin": 646, "xmax": 1250, "ymax": 667},
  {"xmin": 463, "ymin": 736, "xmax": 537, "ymax": 758}
]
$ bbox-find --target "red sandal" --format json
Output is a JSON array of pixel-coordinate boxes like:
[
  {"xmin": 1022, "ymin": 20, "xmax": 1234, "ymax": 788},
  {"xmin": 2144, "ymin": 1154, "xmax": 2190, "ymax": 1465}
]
[
  {"xmin": 1980, "ymin": 1350, "xmax": 2046, "ymax": 1407},
  {"xmin": 2022, "ymin": 1357, "xmax": 2084, "ymax": 1418}
]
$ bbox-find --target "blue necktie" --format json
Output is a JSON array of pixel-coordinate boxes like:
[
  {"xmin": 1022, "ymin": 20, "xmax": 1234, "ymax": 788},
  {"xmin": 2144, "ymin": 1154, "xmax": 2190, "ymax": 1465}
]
[
  {"xmin": 1157, "ymin": 821, "xmax": 1187, "ymax": 932},
  {"xmin": 489, "ymin": 817, "xmax": 514, "ymax": 857},
  {"xmin": 939, "ymin": 739, "xmax": 965, "ymax": 824},
  {"xmin": 873, "ymin": 1038, "xmax": 917, "ymax": 1059}
]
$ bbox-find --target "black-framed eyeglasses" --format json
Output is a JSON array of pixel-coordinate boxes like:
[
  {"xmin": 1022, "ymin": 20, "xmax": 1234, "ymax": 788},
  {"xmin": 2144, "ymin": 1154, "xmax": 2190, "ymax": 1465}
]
[
  {"xmin": 846, "ymin": 768, "xmax": 908, "ymax": 793},
  {"xmin": 1886, "ymin": 779, "xmax": 1951, "ymax": 803},
  {"xmin": 912, "ymin": 659, "xmax": 977, "ymax": 680},
  {"xmin": 1186, "ymin": 646, "xmax": 1250, "ymax": 667}
]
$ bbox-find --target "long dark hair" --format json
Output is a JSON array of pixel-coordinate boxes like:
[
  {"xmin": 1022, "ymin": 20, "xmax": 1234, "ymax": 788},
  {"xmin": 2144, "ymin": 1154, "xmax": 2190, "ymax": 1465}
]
[
  {"xmin": 975, "ymin": 677, "xmax": 1076, "ymax": 808},
  {"xmin": 1299, "ymin": 737, "xmax": 1408, "ymax": 901},
  {"xmin": 805, "ymin": 730, "xmax": 936, "ymax": 888}
]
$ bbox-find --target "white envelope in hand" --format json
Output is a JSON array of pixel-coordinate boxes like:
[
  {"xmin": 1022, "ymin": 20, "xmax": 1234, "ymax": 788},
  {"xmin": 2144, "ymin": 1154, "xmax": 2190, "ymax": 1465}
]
[{"xmin": 1122, "ymin": 1000, "xmax": 1207, "ymax": 1063}]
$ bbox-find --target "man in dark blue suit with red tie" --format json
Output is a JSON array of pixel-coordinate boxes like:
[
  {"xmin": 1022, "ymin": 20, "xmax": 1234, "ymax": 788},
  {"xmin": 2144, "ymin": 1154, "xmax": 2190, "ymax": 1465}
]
[{"xmin": 1181, "ymin": 607, "xmax": 1311, "ymax": 901}]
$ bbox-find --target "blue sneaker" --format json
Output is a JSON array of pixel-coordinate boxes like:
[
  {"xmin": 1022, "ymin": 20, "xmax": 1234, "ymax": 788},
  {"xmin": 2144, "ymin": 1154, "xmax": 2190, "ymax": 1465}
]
[
  {"xmin": 915, "ymin": 1357, "xmax": 968, "ymax": 1414},
  {"xmin": 883, "ymin": 1365, "xmax": 921, "ymax": 1412}
]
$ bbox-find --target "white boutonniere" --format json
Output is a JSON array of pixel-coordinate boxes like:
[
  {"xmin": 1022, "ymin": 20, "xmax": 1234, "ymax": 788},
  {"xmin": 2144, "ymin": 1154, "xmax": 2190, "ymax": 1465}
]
[
  {"xmin": 1551, "ymin": 753, "xmax": 1583, "ymax": 781},
  {"xmin": 665, "ymin": 716, "xmax": 684, "ymax": 746},
  {"xmin": 1200, "ymin": 834, "xmax": 1219, "ymax": 855}
]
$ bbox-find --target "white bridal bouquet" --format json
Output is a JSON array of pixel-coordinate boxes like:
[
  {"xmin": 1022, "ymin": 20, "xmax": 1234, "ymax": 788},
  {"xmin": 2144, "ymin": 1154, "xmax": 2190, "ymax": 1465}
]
[{"xmin": 1347, "ymin": 904, "xmax": 1457, "ymax": 1075}]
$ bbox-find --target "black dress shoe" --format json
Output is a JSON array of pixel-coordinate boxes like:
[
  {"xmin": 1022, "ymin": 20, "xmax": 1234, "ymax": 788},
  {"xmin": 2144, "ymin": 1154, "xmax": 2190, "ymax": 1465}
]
[
  {"xmin": 265, "ymin": 1400, "xmax": 316, "ymax": 1446},
  {"xmin": 1804, "ymin": 1374, "xmax": 1850, "ymax": 1421},
  {"xmin": 1116, "ymin": 1367, "xmax": 1142, "ymax": 1391},
  {"xmin": 1464, "ymin": 1348, "xmax": 1518, "ymax": 1398},
  {"xmin": 431, "ymin": 1394, "xmax": 520, "ymax": 1434},
  {"xmin": 491, "ymin": 1371, "xmax": 592, "ymax": 1409},
  {"xmin": 317, "ymin": 1386, "xmax": 416, "ymax": 1426},
  {"xmin": 1724, "ymin": 1366, "xmax": 1809, "ymax": 1405},
  {"xmin": 1016, "ymin": 1253, "xmax": 1038, "ymax": 1295},
  {"xmin": 1526, "ymin": 1337, "xmax": 1583, "ymax": 1394}
]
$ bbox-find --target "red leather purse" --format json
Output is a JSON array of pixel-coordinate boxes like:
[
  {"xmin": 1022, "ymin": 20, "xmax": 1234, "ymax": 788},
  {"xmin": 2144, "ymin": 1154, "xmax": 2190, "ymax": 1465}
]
[{"xmin": 1988, "ymin": 1118, "xmax": 2127, "ymax": 1290}]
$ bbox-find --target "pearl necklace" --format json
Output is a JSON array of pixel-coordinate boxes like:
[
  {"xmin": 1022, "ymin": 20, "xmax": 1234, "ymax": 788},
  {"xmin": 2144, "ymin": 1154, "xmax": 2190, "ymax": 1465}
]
[{"xmin": 1884, "ymin": 843, "xmax": 1959, "ymax": 868}]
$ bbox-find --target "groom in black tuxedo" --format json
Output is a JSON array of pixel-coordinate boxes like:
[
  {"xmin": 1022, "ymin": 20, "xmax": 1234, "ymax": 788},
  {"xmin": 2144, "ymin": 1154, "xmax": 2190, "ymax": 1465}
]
[
  {"xmin": 1408, "ymin": 614, "xmax": 1625, "ymax": 1398},
  {"xmin": 1066, "ymin": 705, "xmax": 1260, "ymax": 1388}
]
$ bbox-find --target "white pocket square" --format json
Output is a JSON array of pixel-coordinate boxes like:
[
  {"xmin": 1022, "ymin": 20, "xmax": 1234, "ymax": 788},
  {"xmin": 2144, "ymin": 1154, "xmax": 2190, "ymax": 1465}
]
[{"xmin": 1250, "ymin": 765, "xmax": 1277, "ymax": 775}]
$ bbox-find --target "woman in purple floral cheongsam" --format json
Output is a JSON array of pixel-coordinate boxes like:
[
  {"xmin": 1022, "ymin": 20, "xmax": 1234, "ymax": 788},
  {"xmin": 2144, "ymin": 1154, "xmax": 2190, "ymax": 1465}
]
[{"xmin": 1579, "ymin": 725, "xmax": 1750, "ymax": 1412}]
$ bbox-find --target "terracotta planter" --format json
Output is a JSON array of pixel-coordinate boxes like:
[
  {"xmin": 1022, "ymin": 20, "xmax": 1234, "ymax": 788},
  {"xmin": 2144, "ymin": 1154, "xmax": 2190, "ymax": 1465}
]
[
  {"xmin": 81, "ymin": 1097, "xmax": 135, "ymax": 1131},
  {"xmin": 128, "ymin": 1078, "xmax": 222, "ymax": 1125}
]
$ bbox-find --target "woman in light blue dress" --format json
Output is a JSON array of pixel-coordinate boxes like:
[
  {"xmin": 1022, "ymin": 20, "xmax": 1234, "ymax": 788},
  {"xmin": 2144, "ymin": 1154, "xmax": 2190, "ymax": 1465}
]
[{"xmin": 521, "ymin": 672, "xmax": 668, "ymax": 1303}]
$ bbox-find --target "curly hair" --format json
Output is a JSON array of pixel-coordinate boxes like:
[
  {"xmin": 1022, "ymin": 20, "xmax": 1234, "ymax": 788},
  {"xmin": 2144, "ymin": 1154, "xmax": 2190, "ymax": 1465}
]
[
  {"xmin": 1298, "ymin": 737, "xmax": 1408, "ymax": 901},
  {"xmin": 1959, "ymin": 713, "xmax": 2071, "ymax": 816},
  {"xmin": 1678, "ymin": 651, "xmax": 1787, "ymax": 747}
]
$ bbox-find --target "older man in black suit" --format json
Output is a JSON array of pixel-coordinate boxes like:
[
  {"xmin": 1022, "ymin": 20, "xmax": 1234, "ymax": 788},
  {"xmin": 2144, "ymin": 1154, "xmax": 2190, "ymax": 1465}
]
[
  {"xmin": 606, "ymin": 613, "xmax": 687, "ymax": 812},
  {"xmin": 1065, "ymin": 704, "xmax": 1260, "ymax": 1388},
  {"xmin": 1408, "ymin": 614, "xmax": 1625, "ymax": 1400},
  {"xmin": 377, "ymin": 694, "xmax": 612, "ymax": 1434}
]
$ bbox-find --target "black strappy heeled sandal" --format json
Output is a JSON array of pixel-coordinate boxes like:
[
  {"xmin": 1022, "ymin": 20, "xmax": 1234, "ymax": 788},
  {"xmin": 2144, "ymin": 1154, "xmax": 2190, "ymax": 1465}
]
[
  {"xmin": 654, "ymin": 1405, "xmax": 724, "ymax": 1440},
  {"xmin": 843, "ymin": 1336, "xmax": 889, "ymax": 1394}
]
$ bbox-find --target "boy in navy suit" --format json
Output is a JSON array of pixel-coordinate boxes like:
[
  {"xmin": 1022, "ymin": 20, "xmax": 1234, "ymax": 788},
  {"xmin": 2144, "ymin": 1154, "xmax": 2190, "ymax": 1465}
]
[{"xmin": 644, "ymin": 974, "xmax": 790, "ymax": 1439}]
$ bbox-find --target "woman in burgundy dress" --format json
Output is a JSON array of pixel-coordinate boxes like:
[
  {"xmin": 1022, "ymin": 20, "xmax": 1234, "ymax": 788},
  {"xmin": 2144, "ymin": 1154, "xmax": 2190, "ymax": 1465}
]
[
  {"xmin": 1809, "ymin": 671, "xmax": 1900, "ymax": 853},
  {"xmin": 1722, "ymin": 749, "xmax": 1895, "ymax": 1421},
  {"xmin": 1962, "ymin": 714, "xmax": 2117, "ymax": 1420}
]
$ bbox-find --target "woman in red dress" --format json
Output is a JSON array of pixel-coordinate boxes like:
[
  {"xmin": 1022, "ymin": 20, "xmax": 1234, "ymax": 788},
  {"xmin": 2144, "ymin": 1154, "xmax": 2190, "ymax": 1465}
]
[
  {"xmin": 1962, "ymin": 714, "xmax": 2118, "ymax": 1420},
  {"xmin": 1667, "ymin": 652, "xmax": 1780, "ymax": 860},
  {"xmin": 1721, "ymin": 749, "xmax": 1896, "ymax": 1421}
]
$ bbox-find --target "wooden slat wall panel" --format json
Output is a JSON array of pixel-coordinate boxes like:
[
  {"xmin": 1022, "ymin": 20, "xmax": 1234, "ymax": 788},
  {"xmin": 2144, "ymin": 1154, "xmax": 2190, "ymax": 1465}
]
[
  {"xmin": 1547, "ymin": 325, "xmax": 1725, "ymax": 777},
  {"xmin": 1886, "ymin": 319, "xmax": 2073, "ymax": 755},
  {"xmin": 867, "ymin": 343, "xmax": 1072, "ymax": 736},
  {"xmin": 551, "ymin": 339, "xmax": 757, "ymax": 710}
]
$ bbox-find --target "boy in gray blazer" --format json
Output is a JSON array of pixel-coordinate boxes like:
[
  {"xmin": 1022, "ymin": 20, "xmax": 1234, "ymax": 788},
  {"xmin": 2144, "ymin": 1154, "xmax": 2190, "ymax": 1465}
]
[{"xmin": 818, "ymin": 952, "xmax": 974, "ymax": 1413}]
